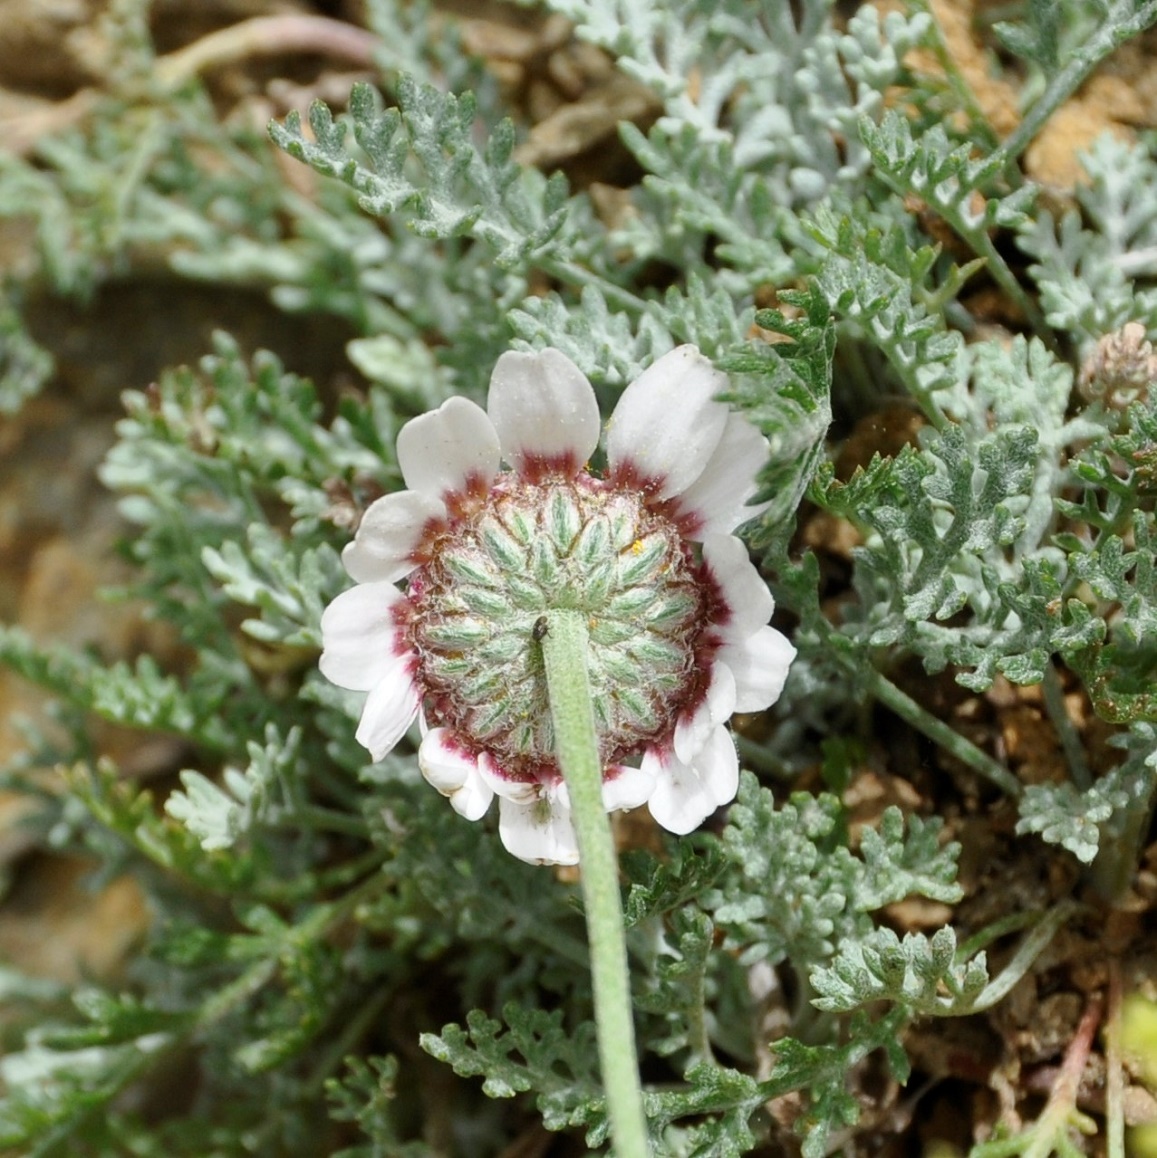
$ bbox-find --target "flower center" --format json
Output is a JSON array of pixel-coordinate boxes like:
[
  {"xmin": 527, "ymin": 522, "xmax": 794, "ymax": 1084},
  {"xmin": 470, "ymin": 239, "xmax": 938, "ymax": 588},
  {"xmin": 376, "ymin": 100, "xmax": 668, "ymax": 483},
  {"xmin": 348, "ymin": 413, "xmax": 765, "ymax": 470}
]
[{"xmin": 406, "ymin": 474, "xmax": 705, "ymax": 780}]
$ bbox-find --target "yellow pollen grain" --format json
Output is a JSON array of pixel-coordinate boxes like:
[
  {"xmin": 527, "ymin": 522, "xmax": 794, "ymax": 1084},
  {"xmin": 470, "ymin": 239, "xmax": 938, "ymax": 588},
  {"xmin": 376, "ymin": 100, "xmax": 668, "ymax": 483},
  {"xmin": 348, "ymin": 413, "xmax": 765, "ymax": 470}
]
[{"xmin": 631, "ymin": 539, "xmax": 644, "ymax": 554}]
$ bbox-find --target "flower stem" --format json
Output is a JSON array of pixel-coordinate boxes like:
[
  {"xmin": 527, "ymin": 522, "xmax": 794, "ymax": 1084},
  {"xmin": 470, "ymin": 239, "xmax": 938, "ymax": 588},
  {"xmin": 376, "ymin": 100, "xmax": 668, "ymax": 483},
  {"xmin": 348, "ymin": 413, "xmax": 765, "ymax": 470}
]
[{"xmin": 540, "ymin": 609, "xmax": 650, "ymax": 1158}]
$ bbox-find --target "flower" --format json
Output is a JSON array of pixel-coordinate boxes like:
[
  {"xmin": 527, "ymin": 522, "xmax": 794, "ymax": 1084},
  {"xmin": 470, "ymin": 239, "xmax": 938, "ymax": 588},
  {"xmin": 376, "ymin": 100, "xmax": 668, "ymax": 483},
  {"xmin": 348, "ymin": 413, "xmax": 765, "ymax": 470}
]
[{"xmin": 320, "ymin": 345, "xmax": 796, "ymax": 865}]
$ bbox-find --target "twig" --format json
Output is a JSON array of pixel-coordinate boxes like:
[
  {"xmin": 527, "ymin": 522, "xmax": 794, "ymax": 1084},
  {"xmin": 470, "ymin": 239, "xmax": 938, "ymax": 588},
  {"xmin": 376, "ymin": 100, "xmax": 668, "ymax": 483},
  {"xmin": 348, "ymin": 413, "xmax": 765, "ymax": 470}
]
[
  {"xmin": 3, "ymin": 16, "xmax": 380, "ymax": 159},
  {"xmin": 155, "ymin": 16, "xmax": 378, "ymax": 88}
]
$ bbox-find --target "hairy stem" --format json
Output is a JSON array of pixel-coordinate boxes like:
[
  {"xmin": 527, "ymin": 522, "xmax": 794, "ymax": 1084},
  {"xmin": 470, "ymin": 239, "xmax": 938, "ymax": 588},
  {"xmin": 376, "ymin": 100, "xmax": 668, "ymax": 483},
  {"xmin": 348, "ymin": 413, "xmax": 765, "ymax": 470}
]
[
  {"xmin": 541, "ymin": 609, "xmax": 650, "ymax": 1158},
  {"xmin": 910, "ymin": 0, "xmax": 1000, "ymax": 152},
  {"xmin": 961, "ymin": 229, "xmax": 1057, "ymax": 351}
]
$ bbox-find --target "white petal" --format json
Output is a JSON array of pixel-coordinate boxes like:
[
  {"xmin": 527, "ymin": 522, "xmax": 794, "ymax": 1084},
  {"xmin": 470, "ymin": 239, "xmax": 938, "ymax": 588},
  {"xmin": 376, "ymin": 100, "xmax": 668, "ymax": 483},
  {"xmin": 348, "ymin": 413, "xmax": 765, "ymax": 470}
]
[
  {"xmin": 702, "ymin": 534, "xmax": 774, "ymax": 642},
  {"xmin": 694, "ymin": 724, "xmax": 740, "ymax": 808},
  {"xmin": 476, "ymin": 752, "xmax": 540, "ymax": 804},
  {"xmin": 319, "ymin": 582, "xmax": 408, "ymax": 691},
  {"xmin": 355, "ymin": 654, "xmax": 420, "ymax": 760},
  {"xmin": 719, "ymin": 625, "xmax": 796, "ymax": 712},
  {"xmin": 449, "ymin": 774, "xmax": 494, "ymax": 821},
  {"xmin": 673, "ymin": 663, "xmax": 737, "ymax": 764},
  {"xmin": 487, "ymin": 348, "xmax": 601, "ymax": 478},
  {"xmin": 606, "ymin": 345, "xmax": 729, "ymax": 500},
  {"xmin": 675, "ymin": 411, "xmax": 770, "ymax": 535},
  {"xmin": 396, "ymin": 396, "xmax": 500, "ymax": 501},
  {"xmin": 418, "ymin": 728, "xmax": 472, "ymax": 792},
  {"xmin": 498, "ymin": 795, "xmax": 580, "ymax": 865},
  {"xmin": 601, "ymin": 763, "xmax": 657, "ymax": 812},
  {"xmin": 418, "ymin": 729, "xmax": 494, "ymax": 821},
  {"xmin": 343, "ymin": 490, "xmax": 446, "ymax": 583},
  {"xmin": 643, "ymin": 747, "xmax": 714, "ymax": 836},
  {"xmin": 645, "ymin": 726, "xmax": 738, "ymax": 835}
]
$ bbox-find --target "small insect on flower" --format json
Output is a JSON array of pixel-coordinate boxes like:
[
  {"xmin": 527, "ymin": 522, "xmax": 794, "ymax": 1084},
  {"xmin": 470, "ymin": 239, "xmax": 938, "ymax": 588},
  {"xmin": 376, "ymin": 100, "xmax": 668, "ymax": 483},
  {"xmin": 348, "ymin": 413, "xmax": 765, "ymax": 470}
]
[{"xmin": 319, "ymin": 345, "xmax": 796, "ymax": 865}]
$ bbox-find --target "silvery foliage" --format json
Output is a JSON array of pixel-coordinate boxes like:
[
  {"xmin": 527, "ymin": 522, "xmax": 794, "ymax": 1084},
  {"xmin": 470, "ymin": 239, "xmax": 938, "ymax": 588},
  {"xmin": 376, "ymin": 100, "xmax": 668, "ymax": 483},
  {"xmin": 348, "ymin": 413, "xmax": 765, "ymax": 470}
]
[
  {"xmin": 1020, "ymin": 126, "xmax": 1157, "ymax": 349},
  {"xmin": 1, "ymin": 0, "xmax": 1157, "ymax": 1155}
]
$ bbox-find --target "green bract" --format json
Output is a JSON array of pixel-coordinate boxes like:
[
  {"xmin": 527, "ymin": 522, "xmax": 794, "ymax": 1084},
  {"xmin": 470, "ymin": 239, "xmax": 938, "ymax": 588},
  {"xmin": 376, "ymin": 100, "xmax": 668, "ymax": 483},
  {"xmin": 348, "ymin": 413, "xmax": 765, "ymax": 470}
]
[{"xmin": 417, "ymin": 477, "xmax": 701, "ymax": 769}]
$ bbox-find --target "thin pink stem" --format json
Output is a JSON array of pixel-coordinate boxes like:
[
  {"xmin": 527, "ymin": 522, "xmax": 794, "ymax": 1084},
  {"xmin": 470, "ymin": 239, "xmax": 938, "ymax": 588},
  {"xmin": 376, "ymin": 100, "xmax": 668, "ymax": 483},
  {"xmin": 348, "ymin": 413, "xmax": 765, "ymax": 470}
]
[{"xmin": 1053, "ymin": 997, "xmax": 1102, "ymax": 1108}]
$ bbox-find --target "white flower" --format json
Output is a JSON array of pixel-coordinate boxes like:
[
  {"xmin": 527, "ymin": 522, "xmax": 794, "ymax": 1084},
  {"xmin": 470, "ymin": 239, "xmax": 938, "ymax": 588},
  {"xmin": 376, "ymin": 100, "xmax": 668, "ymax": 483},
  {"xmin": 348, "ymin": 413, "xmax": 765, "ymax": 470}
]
[{"xmin": 320, "ymin": 345, "xmax": 796, "ymax": 864}]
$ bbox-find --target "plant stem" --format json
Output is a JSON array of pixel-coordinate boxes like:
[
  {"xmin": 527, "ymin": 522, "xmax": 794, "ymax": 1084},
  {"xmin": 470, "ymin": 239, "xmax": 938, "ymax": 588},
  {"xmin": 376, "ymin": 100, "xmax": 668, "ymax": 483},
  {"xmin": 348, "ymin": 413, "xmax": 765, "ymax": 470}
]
[
  {"xmin": 960, "ymin": 228, "xmax": 1058, "ymax": 352},
  {"xmin": 1106, "ymin": 958, "xmax": 1125, "ymax": 1158},
  {"xmin": 986, "ymin": 0, "xmax": 1157, "ymax": 173},
  {"xmin": 1022, "ymin": 996, "xmax": 1102, "ymax": 1158},
  {"xmin": 1092, "ymin": 759, "xmax": 1157, "ymax": 902},
  {"xmin": 969, "ymin": 900, "xmax": 1080, "ymax": 1013},
  {"xmin": 541, "ymin": 609, "xmax": 650, "ymax": 1158},
  {"xmin": 296, "ymin": 803, "xmax": 372, "ymax": 838},
  {"xmin": 865, "ymin": 668, "xmax": 1023, "ymax": 797},
  {"xmin": 1041, "ymin": 663, "xmax": 1091, "ymax": 791},
  {"xmin": 909, "ymin": 0, "xmax": 1000, "ymax": 152}
]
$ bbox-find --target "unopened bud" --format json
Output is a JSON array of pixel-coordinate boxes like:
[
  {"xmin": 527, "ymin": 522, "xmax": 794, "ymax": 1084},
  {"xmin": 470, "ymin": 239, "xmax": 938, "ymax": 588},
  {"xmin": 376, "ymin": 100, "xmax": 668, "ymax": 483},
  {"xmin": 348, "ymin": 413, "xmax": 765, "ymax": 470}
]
[{"xmin": 1078, "ymin": 322, "xmax": 1157, "ymax": 409}]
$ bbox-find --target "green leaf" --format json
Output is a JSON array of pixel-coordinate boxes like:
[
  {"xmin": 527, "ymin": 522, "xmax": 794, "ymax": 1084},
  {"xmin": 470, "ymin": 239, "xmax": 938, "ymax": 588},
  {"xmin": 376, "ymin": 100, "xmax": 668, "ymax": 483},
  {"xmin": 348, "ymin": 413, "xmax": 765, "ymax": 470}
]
[
  {"xmin": 421, "ymin": 1005, "xmax": 605, "ymax": 1142},
  {"xmin": 270, "ymin": 80, "xmax": 570, "ymax": 269},
  {"xmin": 711, "ymin": 777, "xmax": 854, "ymax": 967},
  {"xmin": 993, "ymin": 0, "xmax": 1062, "ymax": 69},
  {"xmin": 634, "ymin": 907, "xmax": 716, "ymax": 1059},
  {"xmin": 853, "ymin": 808, "xmax": 962, "ymax": 910},
  {"xmin": 810, "ymin": 925, "xmax": 988, "ymax": 1015},
  {"xmin": 326, "ymin": 1055, "xmax": 432, "ymax": 1158},
  {"xmin": 763, "ymin": 1009, "xmax": 910, "ymax": 1158},
  {"xmin": 1020, "ymin": 134, "xmax": 1157, "ymax": 346},
  {"xmin": 1017, "ymin": 722, "xmax": 1157, "ymax": 862},
  {"xmin": 860, "ymin": 109, "xmax": 1034, "ymax": 234},
  {"xmin": 44, "ymin": 990, "xmax": 189, "ymax": 1049},
  {"xmin": 823, "ymin": 423, "xmax": 1041, "ymax": 686},
  {"xmin": 728, "ymin": 284, "xmax": 834, "ymax": 547},
  {"xmin": 647, "ymin": 1062, "xmax": 764, "ymax": 1155},
  {"xmin": 711, "ymin": 775, "xmax": 963, "ymax": 973},
  {"xmin": 806, "ymin": 207, "xmax": 968, "ymax": 422},
  {"xmin": 621, "ymin": 841, "xmax": 728, "ymax": 927},
  {"xmin": 164, "ymin": 725, "xmax": 302, "ymax": 851},
  {"xmin": 202, "ymin": 529, "xmax": 343, "ymax": 648}
]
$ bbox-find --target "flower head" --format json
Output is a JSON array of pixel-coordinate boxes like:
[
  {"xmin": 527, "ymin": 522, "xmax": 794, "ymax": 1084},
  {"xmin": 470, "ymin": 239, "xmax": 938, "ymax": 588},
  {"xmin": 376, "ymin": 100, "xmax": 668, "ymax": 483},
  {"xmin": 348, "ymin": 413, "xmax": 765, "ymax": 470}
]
[{"xmin": 320, "ymin": 346, "xmax": 795, "ymax": 864}]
